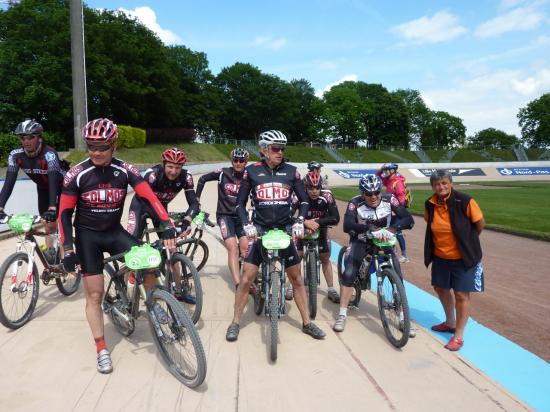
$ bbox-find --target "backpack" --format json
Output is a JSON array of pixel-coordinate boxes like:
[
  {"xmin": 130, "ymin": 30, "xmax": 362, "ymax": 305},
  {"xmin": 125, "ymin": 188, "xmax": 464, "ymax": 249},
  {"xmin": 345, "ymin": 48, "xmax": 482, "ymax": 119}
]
[{"xmin": 393, "ymin": 179, "xmax": 413, "ymax": 208}]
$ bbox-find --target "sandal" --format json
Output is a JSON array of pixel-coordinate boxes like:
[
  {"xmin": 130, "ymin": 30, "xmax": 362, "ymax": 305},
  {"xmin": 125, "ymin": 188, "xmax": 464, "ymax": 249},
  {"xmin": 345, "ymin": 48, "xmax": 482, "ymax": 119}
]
[
  {"xmin": 431, "ymin": 322, "xmax": 456, "ymax": 333},
  {"xmin": 444, "ymin": 336, "xmax": 464, "ymax": 351}
]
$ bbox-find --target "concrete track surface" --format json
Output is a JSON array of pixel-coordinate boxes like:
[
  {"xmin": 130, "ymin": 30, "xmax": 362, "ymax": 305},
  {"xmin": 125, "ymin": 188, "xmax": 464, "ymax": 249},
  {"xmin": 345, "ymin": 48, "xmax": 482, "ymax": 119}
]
[{"xmin": 0, "ymin": 184, "xmax": 532, "ymax": 412}]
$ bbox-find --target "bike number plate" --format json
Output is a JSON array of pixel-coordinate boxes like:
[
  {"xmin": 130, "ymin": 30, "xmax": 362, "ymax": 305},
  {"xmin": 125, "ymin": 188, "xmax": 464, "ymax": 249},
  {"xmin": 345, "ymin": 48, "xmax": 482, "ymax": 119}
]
[
  {"xmin": 124, "ymin": 244, "xmax": 162, "ymax": 270},
  {"xmin": 8, "ymin": 214, "xmax": 34, "ymax": 233},
  {"xmin": 262, "ymin": 229, "xmax": 291, "ymax": 250}
]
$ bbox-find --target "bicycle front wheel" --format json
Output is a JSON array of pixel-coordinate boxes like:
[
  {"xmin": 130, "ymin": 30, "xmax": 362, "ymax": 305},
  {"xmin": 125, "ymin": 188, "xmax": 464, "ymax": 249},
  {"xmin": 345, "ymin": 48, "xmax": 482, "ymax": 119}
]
[
  {"xmin": 183, "ymin": 239, "xmax": 209, "ymax": 272},
  {"xmin": 305, "ymin": 250, "xmax": 318, "ymax": 319},
  {"xmin": 337, "ymin": 246, "xmax": 346, "ymax": 280},
  {"xmin": 0, "ymin": 252, "xmax": 39, "ymax": 329},
  {"xmin": 269, "ymin": 259, "xmax": 281, "ymax": 362},
  {"xmin": 56, "ymin": 264, "xmax": 82, "ymax": 296},
  {"xmin": 168, "ymin": 253, "xmax": 203, "ymax": 324},
  {"xmin": 377, "ymin": 268, "xmax": 410, "ymax": 348},
  {"xmin": 147, "ymin": 287, "xmax": 207, "ymax": 388}
]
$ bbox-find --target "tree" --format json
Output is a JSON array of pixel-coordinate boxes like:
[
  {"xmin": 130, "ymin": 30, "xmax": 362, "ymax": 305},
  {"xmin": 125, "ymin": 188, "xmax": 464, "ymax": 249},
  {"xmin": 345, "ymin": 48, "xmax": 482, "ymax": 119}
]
[
  {"xmin": 421, "ymin": 111, "xmax": 466, "ymax": 149},
  {"xmin": 322, "ymin": 84, "xmax": 368, "ymax": 144},
  {"xmin": 468, "ymin": 128, "xmax": 518, "ymax": 149},
  {"xmin": 285, "ymin": 79, "xmax": 324, "ymax": 142},
  {"xmin": 518, "ymin": 93, "xmax": 550, "ymax": 147},
  {"xmin": 393, "ymin": 88, "xmax": 430, "ymax": 148}
]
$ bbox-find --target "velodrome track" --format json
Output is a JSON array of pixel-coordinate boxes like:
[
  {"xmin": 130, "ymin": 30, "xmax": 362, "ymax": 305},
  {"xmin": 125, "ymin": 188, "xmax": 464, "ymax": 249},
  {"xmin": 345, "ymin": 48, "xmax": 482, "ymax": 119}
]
[{"xmin": 0, "ymin": 182, "xmax": 545, "ymax": 411}]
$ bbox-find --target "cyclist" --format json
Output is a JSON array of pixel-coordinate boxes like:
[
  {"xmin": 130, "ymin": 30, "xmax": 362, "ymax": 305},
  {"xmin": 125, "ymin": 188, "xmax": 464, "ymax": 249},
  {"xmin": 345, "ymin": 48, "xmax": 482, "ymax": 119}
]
[
  {"xmin": 287, "ymin": 170, "xmax": 340, "ymax": 303},
  {"xmin": 58, "ymin": 118, "xmax": 177, "ymax": 374},
  {"xmin": 377, "ymin": 163, "xmax": 409, "ymax": 263},
  {"xmin": 126, "ymin": 147, "xmax": 199, "ymax": 304},
  {"xmin": 0, "ymin": 119, "xmax": 63, "ymax": 261},
  {"xmin": 334, "ymin": 174, "xmax": 414, "ymax": 334},
  {"xmin": 195, "ymin": 148, "xmax": 249, "ymax": 289},
  {"xmin": 307, "ymin": 160, "xmax": 328, "ymax": 188},
  {"xmin": 225, "ymin": 130, "xmax": 326, "ymax": 342}
]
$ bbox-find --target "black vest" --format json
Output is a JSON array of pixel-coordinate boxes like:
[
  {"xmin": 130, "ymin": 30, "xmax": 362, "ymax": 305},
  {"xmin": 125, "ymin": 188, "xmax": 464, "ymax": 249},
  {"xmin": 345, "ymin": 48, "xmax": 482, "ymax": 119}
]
[{"xmin": 424, "ymin": 190, "xmax": 482, "ymax": 269}]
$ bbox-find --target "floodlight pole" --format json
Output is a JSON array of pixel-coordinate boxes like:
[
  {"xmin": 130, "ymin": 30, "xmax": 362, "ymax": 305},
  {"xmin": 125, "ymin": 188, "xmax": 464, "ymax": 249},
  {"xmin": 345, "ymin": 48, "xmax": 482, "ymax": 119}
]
[{"xmin": 70, "ymin": 0, "xmax": 88, "ymax": 150}]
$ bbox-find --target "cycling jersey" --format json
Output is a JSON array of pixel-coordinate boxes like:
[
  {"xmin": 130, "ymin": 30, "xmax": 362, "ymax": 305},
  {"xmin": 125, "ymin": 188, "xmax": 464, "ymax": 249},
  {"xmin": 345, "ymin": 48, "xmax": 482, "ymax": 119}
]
[
  {"xmin": 142, "ymin": 164, "xmax": 199, "ymax": 216},
  {"xmin": 291, "ymin": 189, "xmax": 339, "ymax": 226},
  {"xmin": 343, "ymin": 194, "xmax": 414, "ymax": 241},
  {"xmin": 236, "ymin": 160, "xmax": 309, "ymax": 228},
  {"xmin": 58, "ymin": 157, "xmax": 171, "ymax": 250},
  {"xmin": 195, "ymin": 167, "xmax": 244, "ymax": 216},
  {"xmin": 0, "ymin": 143, "xmax": 62, "ymax": 211}
]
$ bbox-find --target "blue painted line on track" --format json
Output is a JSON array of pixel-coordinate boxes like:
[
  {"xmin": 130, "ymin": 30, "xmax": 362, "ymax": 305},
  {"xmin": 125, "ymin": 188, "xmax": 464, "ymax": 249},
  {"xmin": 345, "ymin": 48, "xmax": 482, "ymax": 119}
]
[{"xmin": 330, "ymin": 240, "xmax": 550, "ymax": 411}]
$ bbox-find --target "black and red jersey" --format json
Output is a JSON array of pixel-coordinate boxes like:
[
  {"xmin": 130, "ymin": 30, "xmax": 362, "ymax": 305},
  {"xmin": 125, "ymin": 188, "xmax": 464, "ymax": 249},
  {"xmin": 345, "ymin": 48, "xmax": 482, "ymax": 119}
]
[
  {"xmin": 195, "ymin": 167, "xmax": 245, "ymax": 216},
  {"xmin": 0, "ymin": 144, "xmax": 62, "ymax": 209},
  {"xmin": 291, "ymin": 189, "xmax": 340, "ymax": 226},
  {"xmin": 142, "ymin": 164, "xmax": 198, "ymax": 217},
  {"xmin": 236, "ymin": 160, "xmax": 309, "ymax": 228},
  {"xmin": 58, "ymin": 157, "xmax": 171, "ymax": 249}
]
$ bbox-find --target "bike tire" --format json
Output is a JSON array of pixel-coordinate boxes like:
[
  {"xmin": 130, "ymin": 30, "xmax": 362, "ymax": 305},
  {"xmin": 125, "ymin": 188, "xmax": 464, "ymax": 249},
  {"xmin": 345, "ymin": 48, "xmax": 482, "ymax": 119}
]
[
  {"xmin": 103, "ymin": 264, "xmax": 135, "ymax": 337},
  {"xmin": 147, "ymin": 287, "xmax": 207, "ymax": 388},
  {"xmin": 183, "ymin": 239, "xmax": 209, "ymax": 272},
  {"xmin": 377, "ymin": 268, "xmax": 410, "ymax": 348},
  {"xmin": 253, "ymin": 270, "xmax": 265, "ymax": 316},
  {"xmin": 349, "ymin": 280, "xmax": 362, "ymax": 308},
  {"xmin": 305, "ymin": 250, "xmax": 318, "ymax": 319},
  {"xmin": 168, "ymin": 253, "xmax": 203, "ymax": 324},
  {"xmin": 337, "ymin": 246, "xmax": 346, "ymax": 280},
  {"xmin": 0, "ymin": 252, "xmax": 39, "ymax": 330},
  {"xmin": 55, "ymin": 263, "xmax": 82, "ymax": 296},
  {"xmin": 269, "ymin": 260, "xmax": 280, "ymax": 362}
]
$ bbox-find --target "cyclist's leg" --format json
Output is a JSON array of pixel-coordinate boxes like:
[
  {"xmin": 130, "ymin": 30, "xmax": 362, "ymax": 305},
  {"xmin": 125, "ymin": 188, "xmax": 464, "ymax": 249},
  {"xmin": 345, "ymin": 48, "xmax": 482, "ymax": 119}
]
[
  {"xmin": 218, "ymin": 215, "xmax": 240, "ymax": 287},
  {"xmin": 231, "ymin": 239, "xmax": 261, "ymax": 325},
  {"xmin": 319, "ymin": 228, "xmax": 336, "ymax": 290},
  {"xmin": 338, "ymin": 241, "xmax": 366, "ymax": 309},
  {"xmin": 37, "ymin": 188, "xmax": 56, "ymax": 248}
]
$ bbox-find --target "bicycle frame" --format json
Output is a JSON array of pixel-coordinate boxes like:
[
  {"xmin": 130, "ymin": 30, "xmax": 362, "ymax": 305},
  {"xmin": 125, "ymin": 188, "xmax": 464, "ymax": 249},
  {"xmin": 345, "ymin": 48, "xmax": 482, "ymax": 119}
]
[
  {"xmin": 259, "ymin": 247, "xmax": 287, "ymax": 317},
  {"xmin": 302, "ymin": 238, "xmax": 321, "ymax": 285}
]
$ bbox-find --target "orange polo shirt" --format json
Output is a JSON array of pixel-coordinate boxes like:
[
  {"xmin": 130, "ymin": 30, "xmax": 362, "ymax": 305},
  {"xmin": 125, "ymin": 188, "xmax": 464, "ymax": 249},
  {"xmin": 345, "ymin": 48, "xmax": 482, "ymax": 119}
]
[{"xmin": 424, "ymin": 194, "xmax": 483, "ymax": 260}]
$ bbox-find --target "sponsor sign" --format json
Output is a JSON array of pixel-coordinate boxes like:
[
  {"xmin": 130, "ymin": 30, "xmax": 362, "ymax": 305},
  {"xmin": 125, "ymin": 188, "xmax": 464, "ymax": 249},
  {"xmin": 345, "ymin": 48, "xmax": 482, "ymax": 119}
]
[
  {"xmin": 333, "ymin": 169, "xmax": 378, "ymax": 179},
  {"xmin": 409, "ymin": 168, "xmax": 486, "ymax": 177},
  {"xmin": 497, "ymin": 167, "xmax": 550, "ymax": 176}
]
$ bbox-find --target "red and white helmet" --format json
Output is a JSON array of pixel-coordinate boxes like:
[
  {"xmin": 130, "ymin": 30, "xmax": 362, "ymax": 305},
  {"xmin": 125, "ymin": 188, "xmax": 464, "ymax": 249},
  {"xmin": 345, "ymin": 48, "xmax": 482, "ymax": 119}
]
[
  {"xmin": 82, "ymin": 118, "xmax": 118, "ymax": 142},
  {"xmin": 162, "ymin": 147, "xmax": 186, "ymax": 165},
  {"xmin": 303, "ymin": 170, "xmax": 323, "ymax": 188}
]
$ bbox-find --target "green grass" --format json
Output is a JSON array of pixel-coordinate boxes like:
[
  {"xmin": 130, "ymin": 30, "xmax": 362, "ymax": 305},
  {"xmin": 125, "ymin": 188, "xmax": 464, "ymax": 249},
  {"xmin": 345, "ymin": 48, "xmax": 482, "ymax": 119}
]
[
  {"xmin": 211, "ymin": 144, "xmax": 261, "ymax": 161},
  {"xmin": 485, "ymin": 149, "xmax": 517, "ymax": 161},
  {"xmin": 283, "ymin": 146, "xmax": 335, "ymax": 163},
  {"xmin": 424, "ymin": 149, "xmax": 449, "ymax": 162},
  {"xmin": 452, "ymin": 149, "xmax": 489, "ymax": 162},
  {"xmin": 387, "ymin": 149, "xmax": 422, "ymax": 162},
  {"xmin": 526, "ymin": 148, "xmax": 546, "ymax": 160},
  {"xmin": 336, "ymin": 148, "xmax": 412, "ymax": 163},
  {"xmin": 332, "ymin": 182, "xmax": 550, "ymax": 240}
]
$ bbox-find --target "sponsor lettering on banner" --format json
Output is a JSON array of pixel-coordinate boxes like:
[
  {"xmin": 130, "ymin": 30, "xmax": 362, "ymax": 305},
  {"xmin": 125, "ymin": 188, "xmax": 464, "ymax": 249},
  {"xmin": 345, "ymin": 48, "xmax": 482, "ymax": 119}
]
[
  {"xmin": 410, "ymin": 168, "xmax": 486, "ymax": 177},
  {"xmin": 497, "ymin": 167, "xmax": 550, "ymax": 176},
  {"xmin": 334, "ymin": 169, "xmax": 378, "ymax": 179}
]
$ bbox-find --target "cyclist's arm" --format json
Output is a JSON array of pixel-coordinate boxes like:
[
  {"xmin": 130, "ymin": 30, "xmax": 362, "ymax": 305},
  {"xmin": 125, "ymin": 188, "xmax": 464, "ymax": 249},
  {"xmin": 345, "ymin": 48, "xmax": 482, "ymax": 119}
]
[
  {"xmin": 195, "ymin": 170, "xmax": 221, "ymax": 199},
  {"xmin": 133, "ymin": 181, "xmax": 172, "ymax": 227},
  {"xmin": 293, "ymin": 173, "xmax": 309, "ymax": 219},
  {"xmin": 183, "ymin": 188, "xmax": 199, "ymax": 218},
  {"xmin": 58, "ymin": 193, "xmax": 77, "ymax": 249},
  {"xmin": 317, "ymin": 202, "xmax": 340, "ymax": 226},
  {"xmin": 390, "ymin": 204, "xmax": 414, "ymax": 231},
  {"xmin": 46, "ymin": 151, "xmax": 62, "ymax": 209},
  {"xmin": 236, "ymin": 173, "xmax": 251, "ymax": 225},
  {"xmin": 0, "ymin": 169, "xmax": 18, "ymax": 210},
  {"xmin": 343, "ymin": 201, "xmax": 368, "ymax": 233}
]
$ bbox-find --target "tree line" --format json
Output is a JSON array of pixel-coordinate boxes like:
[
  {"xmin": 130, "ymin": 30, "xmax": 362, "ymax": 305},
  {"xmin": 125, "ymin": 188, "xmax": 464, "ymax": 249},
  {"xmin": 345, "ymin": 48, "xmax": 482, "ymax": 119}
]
[{"xmin": 1, "ymin": 0, "xmax": 548, "ymax": 149}]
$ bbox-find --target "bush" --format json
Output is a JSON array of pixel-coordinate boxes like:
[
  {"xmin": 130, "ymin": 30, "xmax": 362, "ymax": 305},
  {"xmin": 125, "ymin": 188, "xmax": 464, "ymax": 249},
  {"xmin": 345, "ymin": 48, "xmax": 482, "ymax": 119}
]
[
  {"xmin": 42, "ymin": 131, "xmax": 68, "ymax": 151},
  {"xmin": 117, "ymin": 125, "xmax": 146, "ymax": 148},
  {"xmin": 0, "ymin": 134, "xmax": 20, "ymax": 165}
]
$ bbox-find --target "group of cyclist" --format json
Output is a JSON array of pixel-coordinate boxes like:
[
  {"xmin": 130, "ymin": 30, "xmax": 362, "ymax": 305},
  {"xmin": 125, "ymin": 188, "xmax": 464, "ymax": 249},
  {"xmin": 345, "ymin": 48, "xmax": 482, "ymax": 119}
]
[{"xmin": 0, "ymin": 118, "xmax": 415, "ymax": 374}]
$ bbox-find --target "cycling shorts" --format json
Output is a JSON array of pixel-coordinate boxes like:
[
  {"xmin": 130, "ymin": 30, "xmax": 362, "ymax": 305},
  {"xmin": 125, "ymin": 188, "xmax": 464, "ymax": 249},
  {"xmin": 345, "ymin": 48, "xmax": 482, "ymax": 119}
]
[
  {"xmin": 244, "ymin": 225, "xmax": 301, "ymax": 268},
  {"xmin": 217, "ymin": 214, "xmax": 245, "ymax": 240},
  {"xmin": 75, "ymin": 225, "xmax": 140, "ymax": 275}
]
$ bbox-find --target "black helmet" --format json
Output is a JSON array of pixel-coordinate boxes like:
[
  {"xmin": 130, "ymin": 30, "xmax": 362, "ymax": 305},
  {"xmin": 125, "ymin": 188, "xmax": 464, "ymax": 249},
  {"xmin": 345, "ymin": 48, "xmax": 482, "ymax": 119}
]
[
  {"xmin": 359, "ymin": 174, "xmax": 382, "ymax": 194},
  {"xmin": 307, "ymin": 160, "xmax": 323, "ymax": 171},
  {"xmin": 231, "ymin": 147, "xmax": 249, "ymax": 160},
  {"xmin": 15, "ymin": 119, "xmax": 43, "ymax": 136}
]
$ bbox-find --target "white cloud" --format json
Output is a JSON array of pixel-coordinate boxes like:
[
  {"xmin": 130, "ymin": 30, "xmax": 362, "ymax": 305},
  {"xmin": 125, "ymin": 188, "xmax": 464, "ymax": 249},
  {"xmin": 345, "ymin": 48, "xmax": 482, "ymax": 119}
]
[
  {"xmin": 118, "ymin": 6, "xmax": 181, "ymax": 45},
  {"xmin": 475, "ymin": 7, "xmax": 546, "ymax": 38},
  {"xmin": 252, "ymin": 36, "xmax": 287, "ymax": 50},
  {"xmin": 422, "ymin": 69, "xmax": 550, "ymax": 135},
  {"xmin": 315, "ymin": 74, "xmax": 358, "ymax": 98},
  {"xmin": 392, "ymin": 11, "xmax": 467, "ymax": 44}
]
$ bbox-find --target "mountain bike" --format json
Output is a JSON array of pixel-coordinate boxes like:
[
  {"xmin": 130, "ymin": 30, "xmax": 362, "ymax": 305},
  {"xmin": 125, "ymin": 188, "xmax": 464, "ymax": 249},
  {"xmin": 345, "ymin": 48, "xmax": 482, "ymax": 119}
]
[
  {"xmin": 337, "ymin": 231, "xmax": 410, "ymax": 348},
  {"xmin": 101, "ymin": 242, "xmax": 206, "ymax": 388},
  {"xmin": 301, "ymin": 229, "xmax": 320, "ymax": 320},
  {"xmin": 251, "ymin": 229, "xmax": 291, "ymax": 362},
  {"xmin": 0, "ymin": 214, "xmax": 81, "ymax": 329}
]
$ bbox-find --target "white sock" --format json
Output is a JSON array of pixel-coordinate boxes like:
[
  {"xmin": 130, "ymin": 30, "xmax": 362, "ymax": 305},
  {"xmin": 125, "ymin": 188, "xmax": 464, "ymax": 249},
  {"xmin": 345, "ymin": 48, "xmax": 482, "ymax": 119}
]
[{"xmin": 339, "ymin": 308, "xmax": 347, "ymax": 317}]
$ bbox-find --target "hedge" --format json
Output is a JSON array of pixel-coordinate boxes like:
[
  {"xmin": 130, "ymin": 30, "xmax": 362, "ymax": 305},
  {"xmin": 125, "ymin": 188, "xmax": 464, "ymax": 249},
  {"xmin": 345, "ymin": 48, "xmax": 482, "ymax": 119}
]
[{"xmin": 117, "ymin": 125, "xmax": 146, "ymax": 148}]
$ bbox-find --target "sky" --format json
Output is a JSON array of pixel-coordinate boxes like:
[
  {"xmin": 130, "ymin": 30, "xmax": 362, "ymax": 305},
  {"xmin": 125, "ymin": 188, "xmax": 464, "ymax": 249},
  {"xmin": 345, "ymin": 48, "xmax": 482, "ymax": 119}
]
[{"xmin": 32, "ymin": 1, "xmax": 550, "ymax": 136}]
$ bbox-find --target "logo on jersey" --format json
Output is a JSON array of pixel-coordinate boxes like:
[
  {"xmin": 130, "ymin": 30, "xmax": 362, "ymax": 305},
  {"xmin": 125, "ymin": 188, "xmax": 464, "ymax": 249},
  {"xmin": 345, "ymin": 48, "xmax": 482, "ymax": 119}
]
[
  {"xmin": 347, "ymin": 202, "xmax": 356, "ymax": 212},
  {"xmin": 113, "ymin": 171, "xmax": 120, "ymax": 177},
  {"xmin": 186, "ymin": 173, "xmax": 194, "ymax": 189},
  {"xmin": 148, "ymin": 173, "xmax": 157, "ymax": 184},
  {"xmin": 224, "ymin": 183, "xmax": 240, "ymax": 197},
  {"xmin": 121, "ymin": 161, "xmax": 140, "ymax": 176},
  {"xmin": 63, "ymin": 165, "xmax": 84, "ymax": 186},
  {"xmin": 45, "ymin": 152, "xmax": 56, "ymax": 162},
  {"xmin": 82, "ymin": 188, "xmax": 126, "ymax": 207},
  {"xmin": 256, "ymin": 182, "xmax": 290, "ymax": 201},
  {"xmin": 322, "ymin": 191, "xmax": 334, "ymax": 203},
  {"xmin": 155, "ymin": 191, "xmax": 177, "ymax": 202}
]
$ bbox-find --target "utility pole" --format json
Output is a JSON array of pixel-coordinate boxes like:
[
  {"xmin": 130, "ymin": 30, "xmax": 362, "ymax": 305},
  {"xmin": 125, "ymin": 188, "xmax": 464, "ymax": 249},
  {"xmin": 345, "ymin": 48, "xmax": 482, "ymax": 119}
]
[{"xmin": 70, "ymin": 0, "xmax": 88, "ymax": 150}]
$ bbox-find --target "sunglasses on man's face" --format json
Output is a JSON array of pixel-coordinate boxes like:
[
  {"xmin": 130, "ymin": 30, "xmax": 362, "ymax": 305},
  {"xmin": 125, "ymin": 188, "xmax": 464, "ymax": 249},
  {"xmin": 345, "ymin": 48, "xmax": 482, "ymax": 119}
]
[
  {"xmin": 87, "ymin": 143, "xmax": 112, "ymax": 153},
  {"xmin": 233, "ymin": 158, "xmax": 246, "ymax": 164},
  {"xmin": 363, "ymin": 191, "xmax": 381, "ymax": 197},
  {"xmin": 269, "ymin": 146, "xmax": 285, "ymax": 153},
  {"xmin": 20, "ymin": 134, "xmax": 38, "ymax": 141}
]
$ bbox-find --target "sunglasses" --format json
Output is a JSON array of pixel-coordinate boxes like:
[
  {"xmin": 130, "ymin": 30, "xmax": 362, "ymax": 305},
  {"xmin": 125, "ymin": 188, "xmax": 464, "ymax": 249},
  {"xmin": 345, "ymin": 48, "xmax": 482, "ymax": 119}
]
[
  {"xmin": 363, "ymin": 191, "xmax": 381, "ymax": 197},
  {"xmin": 19, "ymin": 135, "xmax": 39, "ymax": 141},
  {"xmin": 306, "ymin": 185, "xmax": 321, "ymax": 190},
  {"xmin": 87, "ymin": 143, "xmax": 112, "ymax": 153},
  {"xmin": 232, "ymin": 159, "xmax": 247, "ymax": 164},
  {"xmin": 269, "ymin": 146, "xmax": 285, "ymax": 153}
]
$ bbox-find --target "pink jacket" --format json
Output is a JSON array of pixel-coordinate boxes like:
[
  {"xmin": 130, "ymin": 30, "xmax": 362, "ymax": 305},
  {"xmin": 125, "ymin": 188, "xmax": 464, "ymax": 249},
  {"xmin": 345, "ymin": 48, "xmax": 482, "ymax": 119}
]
[{"xmin": 377, "ymin": 171, "xmax": 407, "ymax": 206}]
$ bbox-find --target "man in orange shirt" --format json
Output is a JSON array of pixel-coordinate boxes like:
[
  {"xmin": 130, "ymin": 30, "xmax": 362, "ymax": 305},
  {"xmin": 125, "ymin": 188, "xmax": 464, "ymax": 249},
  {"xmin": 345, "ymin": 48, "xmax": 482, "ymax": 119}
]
[{"xmin": 424, "ymin": 169, "xmax": 485, "ymax": 351}]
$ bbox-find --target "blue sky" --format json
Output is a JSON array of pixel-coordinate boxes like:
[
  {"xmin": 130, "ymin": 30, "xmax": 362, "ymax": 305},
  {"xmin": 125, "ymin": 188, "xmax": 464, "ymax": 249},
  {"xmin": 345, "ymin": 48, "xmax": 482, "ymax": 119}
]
[{"xmin": 50, "ymin": 1, "xmax": 550, "ymax": 135}]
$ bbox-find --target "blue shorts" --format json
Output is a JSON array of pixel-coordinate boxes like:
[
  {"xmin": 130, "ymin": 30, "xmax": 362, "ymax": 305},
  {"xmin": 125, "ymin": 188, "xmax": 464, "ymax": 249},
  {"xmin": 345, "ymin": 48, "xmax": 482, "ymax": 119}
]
[{"xmin": 431, "ymin": 256, "xmax": 484, "ymax": 292}]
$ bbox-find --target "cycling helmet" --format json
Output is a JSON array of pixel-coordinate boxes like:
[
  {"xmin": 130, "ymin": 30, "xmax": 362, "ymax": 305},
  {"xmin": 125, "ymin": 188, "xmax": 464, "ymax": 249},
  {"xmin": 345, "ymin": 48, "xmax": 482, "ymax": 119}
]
[
  {"xmin": 15, "ymin": 119, "xmax": 43, "ymax": 136},
  {"xmin": 82, "ymin": 118, "xmax": 118, "ymax": 142},
  {"xmin": 258, "ymin": 130, "xmax": 287, "ymax": 148},
  {"xmin": 231, "ymin": 147, "xmax": 249, "ymax": 161},
  {"xmin": 303, "ymin": 171, "xmax": 323, "ymax": 188},
  {"xmin": 162, "ymin": 147, "xmax": 186, "ymax": 165},
  {"xmin": 381, "ymin": 162, "xmax": 398, "ymax": 171},
  {"xmin": 307, "ymin": 160, "xmax": 323, "ymax": 171},
  {"xmin": 359, "ymin": 174, "xmax": 382, "ymax": 194}
]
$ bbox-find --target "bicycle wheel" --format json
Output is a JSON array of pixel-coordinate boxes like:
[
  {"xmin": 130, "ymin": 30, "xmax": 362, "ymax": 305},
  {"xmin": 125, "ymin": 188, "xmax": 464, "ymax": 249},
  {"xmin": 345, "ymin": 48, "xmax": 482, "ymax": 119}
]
[
  {"xmin": 167, "ymin": 253, "xmax": 202, "ymax": 324},
  {"xmin": 183, "ymin": 239, "xmax": 209, "ymax": 272},
  {"xmin": 55, "ymin": 249, "xmax": 82, "ymax": 296},
  {"xmin": 253, "ymin": 267, "xmax": 265, "ymax": 316},
  {"xmin": 337, "ymin": 246, "xmax": 346, "ymax": 280},
  {"xmin": 349, "ymin": 280, "xmax": 362, "ymax": 308},
  {"xmin": 305, "ymin": 250, "xmax": 318, "ymax": 319},
  {"xmin": 377, "ymin": 268, "xmax": 410, "ymax": 348},
  {"xmin": 103, "ymin": 264, "xmax": 135, "ymax": 337},
  {"xmin": 0, "ymin": 252, "xmax": 39, "ymax": 329},
  {"xmin": 147, "ymin": 287, "xmax": 207, "ymax": 388},
  {"xmin": 269, "ymin": 259, "xmax": 281, "ymax": 362}
]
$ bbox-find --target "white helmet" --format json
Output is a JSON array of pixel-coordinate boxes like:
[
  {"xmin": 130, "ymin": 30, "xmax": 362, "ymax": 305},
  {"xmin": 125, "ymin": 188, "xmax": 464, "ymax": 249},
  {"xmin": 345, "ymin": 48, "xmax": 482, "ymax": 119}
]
[{"xmin": 258, "ymin": 130, "xmax": 287, "ymax": 148}]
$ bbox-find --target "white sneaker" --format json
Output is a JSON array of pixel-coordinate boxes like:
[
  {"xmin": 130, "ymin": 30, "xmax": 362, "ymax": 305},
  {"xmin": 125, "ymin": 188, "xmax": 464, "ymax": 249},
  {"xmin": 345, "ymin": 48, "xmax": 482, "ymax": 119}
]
[
  {"xmin": 97, "ymin": 349, "xmax": 113, "ymax": 374},
  {"xmin": 285, "ymin": 284, "xmax": 294, "ymax": 301},
  {"xmin": 398, "ymin": 256, "xmax": 410, "ymax": 263},
  {"xmin": 333, "ymin": 315, "xmax": 346, "ymax": 332}
]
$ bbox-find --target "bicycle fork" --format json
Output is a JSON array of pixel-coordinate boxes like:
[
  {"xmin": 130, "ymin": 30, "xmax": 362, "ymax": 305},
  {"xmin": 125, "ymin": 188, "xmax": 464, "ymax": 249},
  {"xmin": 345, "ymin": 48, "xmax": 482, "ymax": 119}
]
[{"xmin": 11, "ymin": 241, "xmax": 36, "ymax": 293}]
